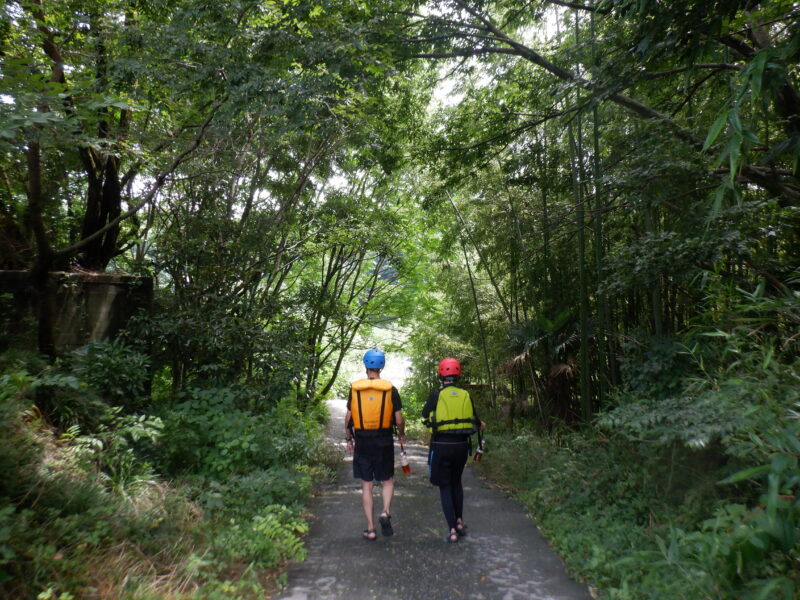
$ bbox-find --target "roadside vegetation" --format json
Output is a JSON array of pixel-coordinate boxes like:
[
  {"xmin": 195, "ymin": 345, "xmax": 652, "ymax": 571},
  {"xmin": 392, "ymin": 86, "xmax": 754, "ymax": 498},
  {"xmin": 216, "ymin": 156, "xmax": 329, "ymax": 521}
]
[
  {"xmin": 1, "ymin": 343, "xmax": 336, "ymax": 599},
  {"xmin": 473, "ymin": 333, "xmax": 799, "ymax": 600}
]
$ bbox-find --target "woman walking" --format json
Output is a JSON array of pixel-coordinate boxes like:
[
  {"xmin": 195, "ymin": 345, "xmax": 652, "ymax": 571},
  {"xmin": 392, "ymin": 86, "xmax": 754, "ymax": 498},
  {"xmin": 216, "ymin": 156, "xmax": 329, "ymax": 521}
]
[{"xmin": 422, "ymin": 358, "xmax": 486, "ymax": 543}]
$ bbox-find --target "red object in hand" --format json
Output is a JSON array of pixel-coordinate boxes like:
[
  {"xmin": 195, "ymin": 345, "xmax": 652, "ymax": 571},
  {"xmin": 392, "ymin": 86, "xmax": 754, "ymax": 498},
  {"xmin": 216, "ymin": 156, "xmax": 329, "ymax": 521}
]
[
  {"xmin": 400, "ymin": 452, "xmax": 411, "ymax": 474},
  {"xmin": 474, "ymin": 444, "xmax": 484, "ymax": 462},
  {"xmin": 399, "ymin": 441, "xmax": 411, "ymax": 474}
]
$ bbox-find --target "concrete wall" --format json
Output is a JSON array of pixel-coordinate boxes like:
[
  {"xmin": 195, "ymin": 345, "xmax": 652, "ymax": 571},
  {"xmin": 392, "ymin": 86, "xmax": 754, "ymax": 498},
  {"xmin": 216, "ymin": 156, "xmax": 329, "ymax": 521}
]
[{"xmin": 0, "ymin": 271, "xmax": 153, "ymax": 352}]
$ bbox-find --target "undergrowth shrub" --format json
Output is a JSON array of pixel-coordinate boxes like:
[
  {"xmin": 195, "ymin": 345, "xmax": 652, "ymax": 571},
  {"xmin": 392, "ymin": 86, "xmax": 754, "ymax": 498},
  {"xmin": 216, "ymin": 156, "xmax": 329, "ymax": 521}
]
[
  {"xmin": 0, "ymin": 372, "xmax": 44, "ymax": 499},
  {"xmin": 616, "ymin": 334, "xmax": 692, "ymax": 399},
  {"xmin": 2, "ymin": 355, "xmax": 107, "ymax": 432},
  {"xmin": 209, "ymin": 504, "xmax": 308, "ymax": 569},
  {"xmin": 1, "ymin": 345, "xmax": 325, "ymax": 599},
  {"xmin": 482, "ymin": 313, "xmax": 800, "ymax": 600},
  {"xmin": 664, "ymin": 420, "xmax": 800, "ymax": 600},
  {"xmin": 0, "ymin": 440, "xmax": 185, "ymax": 598},
  {"xmin": 596, "ymin": 335, "xmax": 800, "ymax": 595},
  {"xmin": 478, "ymin": 430, "xmax": 733, "ymax": 599},
  {"xmin": 67, "ymin": 338, "xmax": 151, "ymax": 413},
  {"xmin": 158, "ymin": 388, "xmax": 321, "ymax": 478},
  {"xmin": 58, "ymin": 411, "xmax": 163, "ymax": 494},
  {"xmin": 197, "ymin": 467, "xmax": 312, "ymax": 517}
]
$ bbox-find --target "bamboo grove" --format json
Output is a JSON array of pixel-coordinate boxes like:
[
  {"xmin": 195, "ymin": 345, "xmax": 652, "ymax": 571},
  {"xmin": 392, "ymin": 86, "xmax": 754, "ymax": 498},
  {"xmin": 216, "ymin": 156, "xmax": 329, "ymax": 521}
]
[{"xmin": 400, "ymin": 0, "xmax": 799, "ymax": 426}]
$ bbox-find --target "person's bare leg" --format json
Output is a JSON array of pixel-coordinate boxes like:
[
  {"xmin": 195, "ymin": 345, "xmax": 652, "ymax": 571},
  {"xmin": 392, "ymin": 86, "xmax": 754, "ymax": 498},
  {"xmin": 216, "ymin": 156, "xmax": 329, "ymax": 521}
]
[
  {"xmin": 378, "ymin": 478, "xmax": 395, "ymax": 535},
  {"xmin": 361, "ymin": 480, "xmax": 375, "ymax": 533},
  {"xmin": 380, "ymin": 477, "xmax": 394, "ymax": 517}
]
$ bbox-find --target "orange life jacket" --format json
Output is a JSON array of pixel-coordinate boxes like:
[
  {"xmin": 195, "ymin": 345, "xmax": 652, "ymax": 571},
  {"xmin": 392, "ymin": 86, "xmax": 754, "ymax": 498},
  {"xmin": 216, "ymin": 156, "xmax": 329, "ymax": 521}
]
[{"xmin": 350, "ymin": 378, "xmax": 393, "ymax": 430}]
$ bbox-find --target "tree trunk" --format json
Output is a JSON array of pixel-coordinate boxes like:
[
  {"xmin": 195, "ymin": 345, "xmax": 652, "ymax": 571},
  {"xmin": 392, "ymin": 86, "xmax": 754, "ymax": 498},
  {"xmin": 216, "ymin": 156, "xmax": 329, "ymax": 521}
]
[
  {"xmin": 571, "ymin": 12, "xmax": 592, "ymax": 421},
  {"xmin": 568, "ymin": 122, "xmax": 592, "ymax": 421},
  {"xmin": 26, "ymin": 140, "xmax": 57, "ymax": 357},
  {"xmin": 591, "ymin": 4, "xmax": 609, "ymax": 406},
  {"xmin": 460, "ymin": 237, "xmax": 496, "ymax": 404},
  {"xmin": 79, "ymin": 150, "xmax": 123, "ymax": 270}
]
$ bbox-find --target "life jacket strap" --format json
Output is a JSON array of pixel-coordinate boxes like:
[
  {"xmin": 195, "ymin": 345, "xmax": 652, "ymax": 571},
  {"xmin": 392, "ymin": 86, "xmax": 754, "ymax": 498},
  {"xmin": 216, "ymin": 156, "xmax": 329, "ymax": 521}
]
[
  {"xmin": 378, "ymin": 389, "xmax": 387, "ymax": 430},
  {"xmin": 431, "ymin": 416, "xmax": 478, "ymax": 434}
]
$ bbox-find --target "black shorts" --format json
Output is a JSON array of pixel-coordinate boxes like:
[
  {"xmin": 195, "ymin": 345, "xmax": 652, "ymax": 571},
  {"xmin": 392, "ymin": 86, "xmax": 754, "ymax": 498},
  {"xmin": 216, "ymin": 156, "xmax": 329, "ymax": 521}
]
[
  {"xmin": 353, "ymin": 435, "xmax": 395, "ymax": 482},
  {"xmin": 428, "ymin": 438, "xmax": 468, "ymax": 487}
]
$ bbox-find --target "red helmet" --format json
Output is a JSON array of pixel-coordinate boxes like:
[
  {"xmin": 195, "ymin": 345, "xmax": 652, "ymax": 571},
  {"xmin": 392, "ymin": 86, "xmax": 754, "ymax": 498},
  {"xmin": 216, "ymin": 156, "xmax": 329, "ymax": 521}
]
[{"xmin": 438, "ymin": 358, "xmax": 461, "ymax": 377}]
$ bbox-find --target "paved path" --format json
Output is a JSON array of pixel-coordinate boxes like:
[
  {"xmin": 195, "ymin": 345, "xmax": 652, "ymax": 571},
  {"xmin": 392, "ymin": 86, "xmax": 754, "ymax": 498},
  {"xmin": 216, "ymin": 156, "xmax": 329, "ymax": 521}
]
[{"xmin": 277, "ymin": 400, "xmax": 593, "ymax": 600}]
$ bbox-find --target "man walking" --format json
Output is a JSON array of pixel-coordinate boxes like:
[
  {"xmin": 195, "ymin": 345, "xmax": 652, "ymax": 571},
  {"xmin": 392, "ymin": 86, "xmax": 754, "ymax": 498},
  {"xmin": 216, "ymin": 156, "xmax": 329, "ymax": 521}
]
[{"xmin": 345, "ymin": 349, "xmax": 406, "ymax": 540}]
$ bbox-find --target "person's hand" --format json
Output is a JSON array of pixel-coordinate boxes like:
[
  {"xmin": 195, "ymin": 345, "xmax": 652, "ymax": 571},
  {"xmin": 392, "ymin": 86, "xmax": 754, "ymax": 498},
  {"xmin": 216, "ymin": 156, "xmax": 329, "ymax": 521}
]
[
  {"xmin": 346, "ymin": 438, "xmax": 354, "ymax": 454},
  {"xmin": 398, "ymin": 434, "xmax": 407, "ymax": 445},
  {"xmin": 480, "ymin": 420, "xmax": 487, "ymax": 431}
]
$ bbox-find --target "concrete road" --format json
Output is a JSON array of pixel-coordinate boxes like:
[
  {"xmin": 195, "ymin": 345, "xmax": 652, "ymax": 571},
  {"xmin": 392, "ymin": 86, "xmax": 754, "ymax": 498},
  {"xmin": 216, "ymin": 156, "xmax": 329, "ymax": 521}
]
[{"xmin": 277, "ymin": 399, "xmax": 593, "ymax": 600}]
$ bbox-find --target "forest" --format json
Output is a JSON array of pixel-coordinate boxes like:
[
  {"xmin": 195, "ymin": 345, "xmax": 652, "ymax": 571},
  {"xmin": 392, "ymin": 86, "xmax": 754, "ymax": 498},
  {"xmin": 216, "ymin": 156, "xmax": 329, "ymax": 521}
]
[{"xmin": 1, "ymin": 0, "xmax": 798, "ymax": 598}]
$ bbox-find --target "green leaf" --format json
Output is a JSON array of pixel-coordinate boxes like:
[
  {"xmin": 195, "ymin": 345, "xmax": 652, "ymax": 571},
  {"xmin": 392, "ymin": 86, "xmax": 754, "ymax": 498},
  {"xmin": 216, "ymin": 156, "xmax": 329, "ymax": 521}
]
[
  {"xmin": 749, "ymin": 577, "xmax": 795, "ymax": 600},
  {"xmin": 700, "ymin": 330, "xmax": 730, "ymax": 338},
  {"xmin": 703, "ymin": 109, "xmax": 728, "ymax": 151},
  {"xmin": 710, "ymin": 185, "xmax": 726, "ymax": 220},
  {"xmin": 769, "ymin": 453, "xmax": 792, "ymax": 474},
  {"xmin": 749, "ymin": 51, "xmax": 768, "ymax": 100},
  {"xmin": 727, "ymin": 132, "xmax": 743, "ymax": 185},
  {"xmin": 728, "ymin": 110, "xmax": 742, "ymax": 135},
  {"xmin": 719, "ymin": 464, "xmax": 770, "ymax": 484},
  {"xmin": 761, "ymin": 348, "xmax": 773, "ymax": 370}
]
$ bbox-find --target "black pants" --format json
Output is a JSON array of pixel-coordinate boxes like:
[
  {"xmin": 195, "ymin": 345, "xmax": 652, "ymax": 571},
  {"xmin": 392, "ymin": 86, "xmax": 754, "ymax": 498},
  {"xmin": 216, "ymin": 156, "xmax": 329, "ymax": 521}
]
[{"xmin": 429, "ymin": 437, "xmax": 469, "ymax": 530}]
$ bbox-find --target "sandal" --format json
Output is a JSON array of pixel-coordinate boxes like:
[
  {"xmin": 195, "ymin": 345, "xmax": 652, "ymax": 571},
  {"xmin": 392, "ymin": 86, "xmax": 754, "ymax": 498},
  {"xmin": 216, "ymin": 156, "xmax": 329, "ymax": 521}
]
[
  {"xmin": 378, "ymin": 514, "xmax": 393, "ymax": 537},
  {"xmin": 447, "ymin": 529, "xmax": 459, "ymax": 543},
  {"xmin": 456, "ymin": 520, "xmax": 468, "ymax": 536},
  {"xmin": 362, "ymin": 529, "xmax": 377, "ymax": 541}
]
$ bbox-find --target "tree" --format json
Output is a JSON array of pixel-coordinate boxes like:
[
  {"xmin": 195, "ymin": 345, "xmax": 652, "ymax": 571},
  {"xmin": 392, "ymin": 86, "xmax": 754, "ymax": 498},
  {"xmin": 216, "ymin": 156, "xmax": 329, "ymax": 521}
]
[
  {"xmin": 0, "ymin": 0, "xmax": 421, "ymax": 356},
  {"xmin": 397, "ymin": 0, "xmax": 799, "ymax": 421}
]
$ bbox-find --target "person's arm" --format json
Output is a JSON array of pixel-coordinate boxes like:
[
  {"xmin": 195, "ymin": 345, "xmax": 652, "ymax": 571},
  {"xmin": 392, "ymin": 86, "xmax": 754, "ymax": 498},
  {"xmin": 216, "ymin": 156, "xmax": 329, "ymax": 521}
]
[
  {"xmin": 421, "ymin": 391, "xmax": 437, "ymax": 424},
  {"xmin": 344, "ymin": 409, "xmax": 353, "ymax": 437},
  {"xmin": 467, "ymin": 391, "xmax": 487, "ymax": 430},
  {"xmin": 394, "ymin": 410, "xmax": 406, "ymax": 444},
  {"xmin": 391, "ymin": 387, "xmax": 406, "ymax": 444},
  {"xmin": 344, "ymin": 390, "xmax": 355, "ymax": 452}
]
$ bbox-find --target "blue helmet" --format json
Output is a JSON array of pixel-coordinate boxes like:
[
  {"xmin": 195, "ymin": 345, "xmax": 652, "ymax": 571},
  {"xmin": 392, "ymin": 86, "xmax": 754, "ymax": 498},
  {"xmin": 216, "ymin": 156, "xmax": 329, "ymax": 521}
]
[{"xmin": 363, "ymin": 349, "xmax": 385, "ymax": 370}]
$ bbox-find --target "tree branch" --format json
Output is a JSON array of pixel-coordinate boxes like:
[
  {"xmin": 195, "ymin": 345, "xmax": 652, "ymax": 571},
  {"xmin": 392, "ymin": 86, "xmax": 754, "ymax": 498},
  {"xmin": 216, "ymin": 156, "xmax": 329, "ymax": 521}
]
[
  {"xmin": 545, "ymin": 0, "xmax": 608, "ymax": 14},
  {"xmin": 447, "ymin": 0, "xmax": 704, "ymax": 148},
  {"xmin": 670, "ymin": 69, "xmax": 725, "ymax": 116},
  {"xmin": 642, "ymin": 63, "xmax": 740, "ymax": 79},
  {"xmin": 718, "ymin": 34, "xmax": 756, "ymax": 58},
  {"xmin": 53, "ymin": 97, "xmax": 227, "ymax": 260},
  {"xmin": 29, "ymin": 0, "xmax": 66, "ymax": 84}
]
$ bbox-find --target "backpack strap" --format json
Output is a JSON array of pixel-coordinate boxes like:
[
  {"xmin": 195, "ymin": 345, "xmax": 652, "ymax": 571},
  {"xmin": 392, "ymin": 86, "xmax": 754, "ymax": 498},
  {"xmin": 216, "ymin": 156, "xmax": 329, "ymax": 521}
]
[
  {"xmin": 431, "ymin": 417, "xmax": 479, "ymax": 434},
  {"xmin": 356, "ymin": 389, "xmax": 364, "ymax": 429},
  {"xmin": 378, "ymin": 389, "xmax": 387, "ymax": 430}
]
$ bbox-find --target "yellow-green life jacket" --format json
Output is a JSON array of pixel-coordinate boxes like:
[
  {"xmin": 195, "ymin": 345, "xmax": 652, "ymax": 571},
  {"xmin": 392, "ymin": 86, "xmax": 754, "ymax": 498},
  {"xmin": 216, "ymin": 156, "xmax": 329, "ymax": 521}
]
[{"xmin": 432, "ymin": 386, "xmax": 477, "ymax": 434}]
